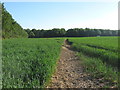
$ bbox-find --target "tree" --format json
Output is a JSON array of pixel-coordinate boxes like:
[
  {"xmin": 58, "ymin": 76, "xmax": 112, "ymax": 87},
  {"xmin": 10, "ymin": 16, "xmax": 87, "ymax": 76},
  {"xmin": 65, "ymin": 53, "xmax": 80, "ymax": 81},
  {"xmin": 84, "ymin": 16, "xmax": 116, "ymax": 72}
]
[
  {"xmin": 29, "ymin": 31, "xmax": 35, "ymax": 38},
  {"xmin": 2, "ymin": 3, "xmax": 28, "ymax": 38},
  {"xmin": 24, "ymin": 27, "xmax": 119, "ymax": 38}
]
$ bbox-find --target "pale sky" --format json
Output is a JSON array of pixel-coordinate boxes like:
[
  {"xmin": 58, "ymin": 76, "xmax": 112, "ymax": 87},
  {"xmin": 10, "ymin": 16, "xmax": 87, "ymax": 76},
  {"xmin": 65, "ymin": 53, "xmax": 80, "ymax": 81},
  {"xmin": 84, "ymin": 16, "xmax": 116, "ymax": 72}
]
[{"xmin": 3, "ymin": 1, "xmax": 118, "ymax": 30}]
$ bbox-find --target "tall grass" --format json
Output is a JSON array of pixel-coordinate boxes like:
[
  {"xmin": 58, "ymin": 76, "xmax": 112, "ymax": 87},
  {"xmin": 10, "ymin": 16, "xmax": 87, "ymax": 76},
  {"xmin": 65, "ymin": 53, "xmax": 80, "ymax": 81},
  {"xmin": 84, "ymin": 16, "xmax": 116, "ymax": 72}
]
[
  {"xmin": 70, "ymin": 36, "xmax": 119, "ymax": 87},
  {"xmin": 72, "ymin": 44, "xmax": 118, "ymax": 68},
  {"xmin": 2, "ymin": 38, "xmax": 64, "ymax": 88},
  {"xmin": 77, "ymin": 52, "xmax": 118, "ymax": 87},
  {"xmin": 70, "ymin": 37, "xmax": 118, "ymax": 52}
]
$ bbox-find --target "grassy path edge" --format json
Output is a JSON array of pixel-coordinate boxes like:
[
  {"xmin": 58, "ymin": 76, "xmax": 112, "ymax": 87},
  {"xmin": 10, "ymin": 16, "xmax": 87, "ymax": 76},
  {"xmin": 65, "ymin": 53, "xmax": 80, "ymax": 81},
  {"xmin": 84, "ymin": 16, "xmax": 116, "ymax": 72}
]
[
  {"xmin": 43, "ymin": 56, "xmax": 61, "ymax": 88},
  {"xmin": 75, "ymin": 51, "xmax": 119, "ymax": 88}
]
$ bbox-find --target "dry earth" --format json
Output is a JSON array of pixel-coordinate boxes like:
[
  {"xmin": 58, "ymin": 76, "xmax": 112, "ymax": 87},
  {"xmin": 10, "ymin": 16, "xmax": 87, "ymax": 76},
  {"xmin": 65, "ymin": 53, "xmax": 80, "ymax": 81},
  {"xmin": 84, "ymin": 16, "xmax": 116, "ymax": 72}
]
[{"xmin": 47, "ymin": 44, "xmax": 117, "ymax": 88}]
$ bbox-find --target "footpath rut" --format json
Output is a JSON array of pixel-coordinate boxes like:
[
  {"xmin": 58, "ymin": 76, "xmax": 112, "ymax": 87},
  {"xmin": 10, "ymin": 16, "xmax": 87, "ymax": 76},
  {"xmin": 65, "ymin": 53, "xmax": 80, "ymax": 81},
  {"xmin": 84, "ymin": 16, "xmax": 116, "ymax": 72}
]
[{"xmin": 47, "ymin": 44, "xmax": 101, "ymax": 88}]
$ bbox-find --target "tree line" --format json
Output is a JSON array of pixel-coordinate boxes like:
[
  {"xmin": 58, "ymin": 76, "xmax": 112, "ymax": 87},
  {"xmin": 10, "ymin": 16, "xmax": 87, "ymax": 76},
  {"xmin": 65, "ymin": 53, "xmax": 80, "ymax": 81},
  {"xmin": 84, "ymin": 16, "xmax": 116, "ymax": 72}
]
[
  {"xmin": 25, "ymin": 28, "xmax": 119, "ymax": 38},
  {"xmin": 1, "ymin": 3, "xmax": 28, "ymax": 39}
]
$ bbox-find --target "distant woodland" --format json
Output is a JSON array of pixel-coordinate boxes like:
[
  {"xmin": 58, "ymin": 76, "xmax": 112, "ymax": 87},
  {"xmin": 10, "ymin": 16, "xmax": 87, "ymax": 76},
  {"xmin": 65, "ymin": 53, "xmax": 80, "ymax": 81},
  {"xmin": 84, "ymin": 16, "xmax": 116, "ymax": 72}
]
[
  {"xmin": 1, "ymin": 3, "xmax": 119, "ymax": 39},
  {"xmin": 25, "ymin": 28, "xmax": 119, "ymax": 38}
]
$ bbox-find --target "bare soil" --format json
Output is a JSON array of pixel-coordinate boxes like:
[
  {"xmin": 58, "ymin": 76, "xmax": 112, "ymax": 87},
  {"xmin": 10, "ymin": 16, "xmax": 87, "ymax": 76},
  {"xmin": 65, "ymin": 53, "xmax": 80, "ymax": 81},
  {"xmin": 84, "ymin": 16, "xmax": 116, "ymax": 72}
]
[{"xmin": 47, "ymin": 43, "xmax": 117, "ymax": 88}]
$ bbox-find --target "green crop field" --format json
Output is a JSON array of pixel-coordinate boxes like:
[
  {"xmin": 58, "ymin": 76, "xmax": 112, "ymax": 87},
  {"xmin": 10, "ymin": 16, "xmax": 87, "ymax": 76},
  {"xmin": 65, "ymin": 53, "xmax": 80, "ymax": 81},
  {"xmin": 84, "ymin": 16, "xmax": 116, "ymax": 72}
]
[
  {"xmin": 70, "ymin": 36, "xmax": 118, "ymax": 52},
  {"xmin": 70, "ymin": 37, "xmax": 119, "ymax": 67},
  {"xmin": 69, "ymin": 36, "xmax": 119, "ymax": 87},
  {"xmin": 1, "ymin": 2, "xmax": 119, "ymax": 88},
  {"xmin": 2, "ymin": 38, "xmax": 64, "ymax": 88},
  {"xmin": 2, "ymin": 36, "xmax": 119, "ymax": 88}
]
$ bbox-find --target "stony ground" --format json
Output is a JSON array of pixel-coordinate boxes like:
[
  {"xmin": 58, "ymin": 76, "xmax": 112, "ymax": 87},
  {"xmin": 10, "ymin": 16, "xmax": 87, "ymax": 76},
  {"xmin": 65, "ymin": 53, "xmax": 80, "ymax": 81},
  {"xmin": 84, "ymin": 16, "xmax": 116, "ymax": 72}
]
[{"xmin": 47, "ymin": 44, "xmax": 117, "ymax": 88}]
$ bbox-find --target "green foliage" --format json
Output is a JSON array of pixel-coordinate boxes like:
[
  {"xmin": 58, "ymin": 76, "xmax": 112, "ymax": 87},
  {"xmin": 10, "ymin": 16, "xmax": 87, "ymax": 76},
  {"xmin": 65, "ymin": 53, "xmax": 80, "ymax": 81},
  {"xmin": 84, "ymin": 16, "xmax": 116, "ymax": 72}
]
[
  {"xmin": 2, "ymin": 3, "xmax": 28, "ymax": 38},
  {"xmin": 77, "ymin": 52, "xmax": 118, "ymax": 85},
  {"xmin": 2, "ymin": 38, "xmax": 64, "ymax": 88},
  {"xmin": 25, "ymin": 28, "xmax": 66, "ymax": 38},
  {"xmin": 70, "ymin": 37, "xmax": 119, "ymax": 68},
  {"xmin": 65, "ymin": 28, "xmax": 118, "ymax": 37},
  {"xmin": 71, "ymin": 37, "xmax": 118, "ymax": 52},
  {"xmin": 24, "ymin": 28, "xmax": 119, "ymax": 38},
  {"xmin": 70, "ymin": 36, "xmax": 119, "ymax": 87},
  {"xmin": 74, "ymin": 45, "xmax": 118, "ymax": 68}
]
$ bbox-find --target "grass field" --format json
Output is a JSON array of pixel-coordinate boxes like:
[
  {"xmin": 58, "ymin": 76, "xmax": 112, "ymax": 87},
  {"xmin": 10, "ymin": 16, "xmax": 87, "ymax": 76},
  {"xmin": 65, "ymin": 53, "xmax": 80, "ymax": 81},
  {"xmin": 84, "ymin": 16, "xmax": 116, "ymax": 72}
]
[
  {"xmin": 70, "ymin": 37, "xmax": 118, "ymax": 52},
  {"xmin": 2, "ymin": 38, "xmax": 64, "ymax": 88},
  {"xmin": 69, "ymin": 36, "xmax": 119, "ymax": 87},
  {"xmin": 2, "ymin": 36, "xmax": 119, "ymax": 88}
]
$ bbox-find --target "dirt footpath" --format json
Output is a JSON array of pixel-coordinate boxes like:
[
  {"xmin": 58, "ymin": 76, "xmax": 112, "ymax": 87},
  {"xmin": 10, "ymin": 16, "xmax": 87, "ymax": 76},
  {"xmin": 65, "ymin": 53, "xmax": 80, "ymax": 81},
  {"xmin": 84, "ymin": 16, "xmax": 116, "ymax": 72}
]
[
  {"xmin": 47, "ymin": 44, "xmax": 100, "ymax": 88},
  {"xmin": 47, "ymin": 42, "xmax": 117, "ymax": 88}
]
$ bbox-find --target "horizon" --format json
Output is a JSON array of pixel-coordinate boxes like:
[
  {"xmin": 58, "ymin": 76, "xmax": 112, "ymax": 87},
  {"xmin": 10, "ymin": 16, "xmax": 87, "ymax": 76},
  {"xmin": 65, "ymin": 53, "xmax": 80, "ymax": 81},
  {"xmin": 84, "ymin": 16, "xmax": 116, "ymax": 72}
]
[{"xmin": 4, "ymin": 2, "xmax": 118, "ymax": 30}]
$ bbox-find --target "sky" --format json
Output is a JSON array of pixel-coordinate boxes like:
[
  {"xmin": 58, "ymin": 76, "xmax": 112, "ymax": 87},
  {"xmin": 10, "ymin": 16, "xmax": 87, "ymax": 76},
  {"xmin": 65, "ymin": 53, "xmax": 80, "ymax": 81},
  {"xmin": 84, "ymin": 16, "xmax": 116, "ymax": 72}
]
[{"xmin": 3, "ymin": 1, "xmax": 118, "ymax": 30}]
